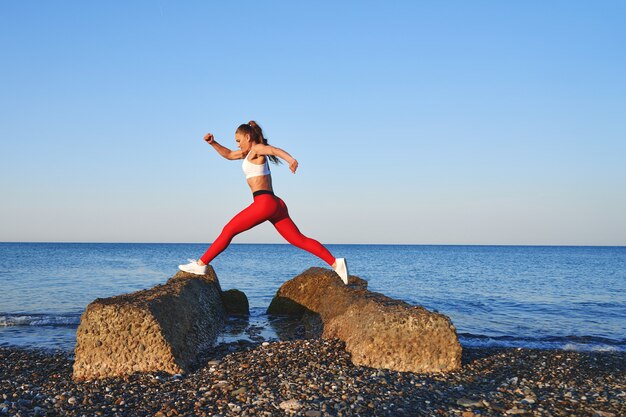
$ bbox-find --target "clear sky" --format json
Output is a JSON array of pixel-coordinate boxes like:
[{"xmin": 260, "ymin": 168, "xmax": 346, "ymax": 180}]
[{"xmin": 1, "ymin": 1, "xmax": 625, "ymax": 245}]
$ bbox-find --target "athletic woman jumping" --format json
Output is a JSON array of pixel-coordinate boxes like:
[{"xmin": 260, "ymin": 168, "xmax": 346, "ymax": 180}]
[{"xmin": 178, "ymin": 121, "xmax": 349, "ymax": 284}]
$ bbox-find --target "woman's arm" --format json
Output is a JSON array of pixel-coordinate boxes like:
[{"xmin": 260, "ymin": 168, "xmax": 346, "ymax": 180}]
[
  {"xmin": 204, "ymin": 133, "xmax": 243, "ymax": 160},
  {"xmin": 252, "ymin": 143, "xmax": 299, "ymax": 173}
]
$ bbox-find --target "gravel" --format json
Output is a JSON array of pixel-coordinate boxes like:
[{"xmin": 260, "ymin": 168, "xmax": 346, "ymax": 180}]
[{"xmin": 1, "ymin": 339, "xmax": 624, "ymax": 416}]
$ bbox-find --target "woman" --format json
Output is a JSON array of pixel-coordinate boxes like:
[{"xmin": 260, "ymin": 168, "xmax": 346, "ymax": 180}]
[{"xmin": 178, "ymin": 121, "xmax": 349, "ymax": 284}]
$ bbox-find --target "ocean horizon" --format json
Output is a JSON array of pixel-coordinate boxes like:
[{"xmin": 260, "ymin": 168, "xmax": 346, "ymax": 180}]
[
  {"xmin": 3, "ymin": 241, "xmax": 624, "ymax": 246},
  {"xmin": 1, "ymin": 242, "xmax": 625, "ymax": 353}
]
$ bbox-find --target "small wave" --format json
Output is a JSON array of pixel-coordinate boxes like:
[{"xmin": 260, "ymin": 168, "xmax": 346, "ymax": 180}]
[
  {"xmin": 459, "ymin": 333, "xmax": 626, "ymax": 352},
  {"xmin": 0, "ymin": 314, "xmax": 80, "ymax": 327},
  {"xmin": 563, "ymin": 343, "xmax": 621, "ymax": 352}
]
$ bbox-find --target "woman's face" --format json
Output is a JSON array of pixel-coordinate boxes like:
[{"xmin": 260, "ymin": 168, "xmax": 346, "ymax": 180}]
[{"xmin": 235, "ymin": 132, "xmax": 252, "ymax": 152}]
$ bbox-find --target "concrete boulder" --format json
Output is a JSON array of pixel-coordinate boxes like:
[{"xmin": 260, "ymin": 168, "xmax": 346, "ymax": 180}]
[
  {"xmin": 268, "ymin": 267, "xmax": 462, "ymax": 373},
  {"xmin": 73, "ymin": 268, "xmax": 226, "ymax": 381}
]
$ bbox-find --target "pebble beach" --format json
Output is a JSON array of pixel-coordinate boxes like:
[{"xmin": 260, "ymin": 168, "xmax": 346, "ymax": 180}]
[{"xmin": 1, "ymin": 339, "xmax": 624, "ymax": 417}]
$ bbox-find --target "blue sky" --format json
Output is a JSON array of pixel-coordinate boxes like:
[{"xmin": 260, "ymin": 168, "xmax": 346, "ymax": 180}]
[{"xmin": 1, "ymin": 1, "xmax": 625, "ymax": 245}]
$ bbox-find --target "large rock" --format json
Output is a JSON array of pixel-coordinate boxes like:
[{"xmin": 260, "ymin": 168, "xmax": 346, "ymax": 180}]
[
  {"xmin": 73, "ymin": 268, "xmax": 226, "ymax": 381},
  {"xmin": 268, "ymin": 267, "xmax": 462, "ymax": 373},
  {"xmin": 221, "ymin": 289, "xmax": 250, "ymax": 316}
]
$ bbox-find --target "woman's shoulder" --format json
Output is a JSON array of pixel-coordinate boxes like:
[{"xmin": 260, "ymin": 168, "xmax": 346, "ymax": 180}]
[{"xmin": 250, "ymin": 143, "xmax": 269, "ymax": 157}]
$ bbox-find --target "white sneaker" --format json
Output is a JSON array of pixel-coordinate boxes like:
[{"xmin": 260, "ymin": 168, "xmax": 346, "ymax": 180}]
[
  {"xmin": 178, "ymin": 259, "xmax": 207, "ymax": 275},
  {"xmin": 333, "ymin": 258, "xmax": 349, "ymax": 285}
]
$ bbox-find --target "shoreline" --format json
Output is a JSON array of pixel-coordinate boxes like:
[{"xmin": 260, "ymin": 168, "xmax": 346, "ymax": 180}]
[{"xmin": 1, "ymin": 340, "xmax": 624, "ymax": 416}]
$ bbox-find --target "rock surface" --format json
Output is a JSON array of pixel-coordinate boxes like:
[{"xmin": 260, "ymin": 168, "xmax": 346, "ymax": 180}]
[
  {"xmin": 73, "ymin": 268, "xmax": 226, "ymax": 381},
  {"xmin": 267, "ymin": 267, "xmax": 462, "ymax": 373},
  {"xmin": 221, "ymin": 289, "xmax": 250, "ymax": 316}
]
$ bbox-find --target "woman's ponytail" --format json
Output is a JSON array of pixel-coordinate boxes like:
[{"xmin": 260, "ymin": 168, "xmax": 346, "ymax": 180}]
[{"xmin": 237, "ymin": 121, "xmax": 280, "ymax": 164}]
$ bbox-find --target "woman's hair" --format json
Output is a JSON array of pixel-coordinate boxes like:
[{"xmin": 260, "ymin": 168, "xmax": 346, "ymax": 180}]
[{"xmin": 236, "ymin": 120, "xmax": 280, "ymax": 164}]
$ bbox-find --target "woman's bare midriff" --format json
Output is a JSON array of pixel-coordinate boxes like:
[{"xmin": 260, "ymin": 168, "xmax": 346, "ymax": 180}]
[{"xmin": 247, "ymin": 174, "xmax": 273, "ymax": 193}]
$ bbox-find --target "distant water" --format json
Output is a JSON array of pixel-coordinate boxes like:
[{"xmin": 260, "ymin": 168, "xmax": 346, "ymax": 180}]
[{"xmin": 0, "ymin": 243, "xmax": 624, "ymax": 353}]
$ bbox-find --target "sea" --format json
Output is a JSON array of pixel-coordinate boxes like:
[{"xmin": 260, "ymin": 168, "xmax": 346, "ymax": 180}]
[{"xmin": 0, "ymin": 243, "xmax": 625, "ymax": 353}]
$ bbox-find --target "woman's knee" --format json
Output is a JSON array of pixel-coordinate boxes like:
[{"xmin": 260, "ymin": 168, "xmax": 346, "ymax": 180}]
[
  {"xmin": 221, "ymin": 223, "xmax": 241, "ymax": 239},
  {"xmin": 281, "ymin": 229, "xmax": 311, "ymax": 248}
]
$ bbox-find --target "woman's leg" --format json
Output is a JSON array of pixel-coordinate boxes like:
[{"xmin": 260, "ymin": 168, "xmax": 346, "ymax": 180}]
[
  {"xmin": 200, "ymin": 197, "xmax": 276, "ymax": 264},
  {"xmin": 270, "ymin": 198, "xmax": 336, "ymax": 266}
]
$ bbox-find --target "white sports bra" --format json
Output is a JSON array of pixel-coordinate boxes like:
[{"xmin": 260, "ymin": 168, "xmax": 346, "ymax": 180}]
[{"xmin": 242, "ymin": 151, "xmax": 271, "ymax": 179}]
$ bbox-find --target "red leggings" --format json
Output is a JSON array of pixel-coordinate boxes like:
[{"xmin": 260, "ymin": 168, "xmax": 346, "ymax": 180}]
[{"xmin": 200, "ymin": 193, "xmax": 336, "ymax": 266}]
